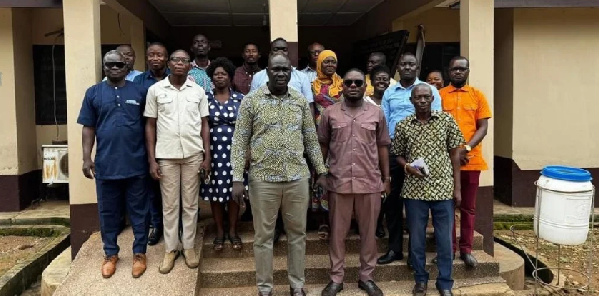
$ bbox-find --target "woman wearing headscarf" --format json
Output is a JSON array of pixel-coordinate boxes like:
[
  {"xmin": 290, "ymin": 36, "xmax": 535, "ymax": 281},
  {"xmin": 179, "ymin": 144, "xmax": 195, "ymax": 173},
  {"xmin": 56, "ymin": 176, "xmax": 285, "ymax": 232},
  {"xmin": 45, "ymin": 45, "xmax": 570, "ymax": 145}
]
[
  {"xmin": 311, "ymin": 50, "xmax": 343, "ymax": 240},
  {"xmin": 312, "ymin": 50, "xmax": 344, "ymax": 126}
]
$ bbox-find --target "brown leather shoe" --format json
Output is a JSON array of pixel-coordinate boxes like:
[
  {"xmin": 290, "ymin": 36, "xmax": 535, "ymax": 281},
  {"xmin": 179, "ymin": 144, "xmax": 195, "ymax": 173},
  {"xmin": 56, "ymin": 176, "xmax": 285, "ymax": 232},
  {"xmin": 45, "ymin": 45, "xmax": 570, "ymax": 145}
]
[
  {"xmin": 101, "ymin": 255, "xmax": 118, "ymax": 278},
  {"xmin": 132, "ymin": 253, "xmax": 147, "ymax": 278}
]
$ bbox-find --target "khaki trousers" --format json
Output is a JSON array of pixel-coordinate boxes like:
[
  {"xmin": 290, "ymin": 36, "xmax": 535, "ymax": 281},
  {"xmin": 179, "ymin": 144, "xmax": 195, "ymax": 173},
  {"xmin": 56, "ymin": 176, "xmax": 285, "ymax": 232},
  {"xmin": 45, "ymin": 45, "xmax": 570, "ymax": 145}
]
[
  {"xmin": 159, "ymin": 153, "xmax": 202, "ymax": 252},
  {"xmin": 249, "ymin": 178, "xmax": 309, "ymax": 293},
  {"xmin": 329, "ymin": 192, "xmax": 381, "ymax": 283}
]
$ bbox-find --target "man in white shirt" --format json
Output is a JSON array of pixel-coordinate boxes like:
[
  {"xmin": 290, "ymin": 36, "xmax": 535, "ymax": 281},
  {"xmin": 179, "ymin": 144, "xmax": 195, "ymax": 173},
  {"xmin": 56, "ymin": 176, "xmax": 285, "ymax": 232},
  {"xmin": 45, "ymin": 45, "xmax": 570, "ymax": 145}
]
[{"xmin": 144, "ymin": 50, "xmax": 211, "ymax": 274}]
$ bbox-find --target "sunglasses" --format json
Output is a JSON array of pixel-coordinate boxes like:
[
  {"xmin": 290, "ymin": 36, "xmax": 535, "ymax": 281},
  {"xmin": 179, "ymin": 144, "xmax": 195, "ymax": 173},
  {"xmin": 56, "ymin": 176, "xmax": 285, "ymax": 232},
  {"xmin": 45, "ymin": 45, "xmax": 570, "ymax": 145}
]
[
  {"xmin": 104, "ymin": 62, "xmax": 126, "ymax": 69},
  {"xmin": 343, "ymin": 79, "xmax": 364, "ymax": 87}
]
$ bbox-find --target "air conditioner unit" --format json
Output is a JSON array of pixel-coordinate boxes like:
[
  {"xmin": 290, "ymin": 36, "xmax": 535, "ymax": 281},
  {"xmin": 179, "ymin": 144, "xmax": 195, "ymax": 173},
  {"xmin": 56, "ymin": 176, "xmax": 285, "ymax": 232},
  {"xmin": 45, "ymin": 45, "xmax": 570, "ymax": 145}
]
[{"xmin": 42, "ymin": 145, "xmax": 69, "ymax": 184}]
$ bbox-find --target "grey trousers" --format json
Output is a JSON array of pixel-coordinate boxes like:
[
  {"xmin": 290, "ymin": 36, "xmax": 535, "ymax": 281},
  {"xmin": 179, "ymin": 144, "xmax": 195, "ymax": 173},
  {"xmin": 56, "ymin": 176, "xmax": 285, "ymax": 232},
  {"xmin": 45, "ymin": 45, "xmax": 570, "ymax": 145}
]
[{"xmin": 249, "ymin": 177, "xmax": 309, "ymax": 293}]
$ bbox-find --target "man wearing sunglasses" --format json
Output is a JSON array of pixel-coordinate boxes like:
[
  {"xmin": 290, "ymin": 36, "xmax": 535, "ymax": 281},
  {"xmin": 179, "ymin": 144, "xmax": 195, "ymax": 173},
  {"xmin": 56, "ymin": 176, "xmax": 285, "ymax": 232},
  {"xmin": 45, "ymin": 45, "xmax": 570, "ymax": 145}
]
[
  {"xmin": 378, "ymin": 53, "xmax": 443, "ymax": 266},
  {"xmin": 77, "ymin": 50, "xmax": 150, "ymax": 279},
  {"xmin": 101, "ymin": 45, "xmax": 142, "ymax": 82},
  {"xmin": 144, "ymin": 50, "xmax": 211, "ymax": 274},
  {"xmin": 232, "ymin": 53, "xmax": 327, "ymax": 296},
  {"xmin": 318, "ymin": 69, "xmax": 390, "ymax": 296}
]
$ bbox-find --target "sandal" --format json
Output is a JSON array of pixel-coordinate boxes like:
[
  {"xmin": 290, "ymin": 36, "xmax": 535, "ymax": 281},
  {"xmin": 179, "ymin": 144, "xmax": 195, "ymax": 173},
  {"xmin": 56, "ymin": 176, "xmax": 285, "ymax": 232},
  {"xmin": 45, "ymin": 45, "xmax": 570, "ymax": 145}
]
[
  {"xmin": 213, "ymin": 236, "xmax": 224, "ymax": 251},
  {"xmin": 318, "ymin": 224, "xmax": 330, "ymax": 241},
  {"xmin": 229, "ymin": 235, "xmax": 243, "ymax": 251}
]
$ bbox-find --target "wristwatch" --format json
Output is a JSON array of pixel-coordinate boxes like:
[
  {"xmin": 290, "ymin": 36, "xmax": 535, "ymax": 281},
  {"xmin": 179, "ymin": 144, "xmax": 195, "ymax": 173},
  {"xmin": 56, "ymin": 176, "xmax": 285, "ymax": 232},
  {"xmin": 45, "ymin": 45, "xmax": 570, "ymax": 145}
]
[{"xmin": 464, "ymin": 145, "xmax": 472, "ymax": 152}]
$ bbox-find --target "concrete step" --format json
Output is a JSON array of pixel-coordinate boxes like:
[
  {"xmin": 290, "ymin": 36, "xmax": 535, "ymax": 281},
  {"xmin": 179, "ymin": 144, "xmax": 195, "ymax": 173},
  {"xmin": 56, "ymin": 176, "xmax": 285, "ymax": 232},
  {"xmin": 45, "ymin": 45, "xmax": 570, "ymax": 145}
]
[
  {"xmin": 202, "ymin": 229, "xmax": 484, "ymax": 258},
  {"xmin": 198, "ymin": 250, "xmax": 499, "ymax": 288},
  {"xmin": 198, "ymin": 277, "xmax": 513, "ymax": 295}
]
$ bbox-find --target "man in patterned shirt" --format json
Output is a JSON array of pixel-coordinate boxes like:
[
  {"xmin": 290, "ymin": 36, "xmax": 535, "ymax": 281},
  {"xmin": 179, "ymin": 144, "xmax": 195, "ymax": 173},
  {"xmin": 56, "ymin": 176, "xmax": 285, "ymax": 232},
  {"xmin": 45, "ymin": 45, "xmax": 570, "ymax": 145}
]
[
  {"xmin": 232, "ymin": 53, "xmax": 327, "ymax": 296},
  {"xmin": 391, "ymin": 83, "xmax": 464, "ymax": 296},
  {"xmin": 188, "ymin": 34, "xmax": 213, "ymax": 92}
]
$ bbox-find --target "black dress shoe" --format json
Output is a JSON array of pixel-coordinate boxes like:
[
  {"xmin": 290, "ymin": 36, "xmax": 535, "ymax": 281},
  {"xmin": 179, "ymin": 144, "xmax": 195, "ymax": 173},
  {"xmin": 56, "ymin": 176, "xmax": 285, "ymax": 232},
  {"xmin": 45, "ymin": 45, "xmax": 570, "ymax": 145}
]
[
  {"xmin": 412, "ymin": 282, "xmax": 427, "ymax": 296},
  {"xmin": 438, "ymin": 289, "xmax": 453, "ymax": 296},
  {"xmin": 358, "ymin": 280, "xmax": 383, "ymax": 296},
  {"xmin": 375, "ymin": 225, "xmax": 385, "ymax": 238},
  {"xmin": 321, "ymin": 281, "xmax": 343, "ymax": 296},
  {"xmin": 460, "ymin": 252, "xmax": 477, "ymax": 268},
  {"xmin": 290, "ymin": 287, "xmax": 306, "ymax": 296},
  {"xmin": 148, "ymin": 226, "xmax": 162, "ymax": 245},
  {"xmin": 377, "ymin": 250, "xmax": 403, "ymax": 265}
]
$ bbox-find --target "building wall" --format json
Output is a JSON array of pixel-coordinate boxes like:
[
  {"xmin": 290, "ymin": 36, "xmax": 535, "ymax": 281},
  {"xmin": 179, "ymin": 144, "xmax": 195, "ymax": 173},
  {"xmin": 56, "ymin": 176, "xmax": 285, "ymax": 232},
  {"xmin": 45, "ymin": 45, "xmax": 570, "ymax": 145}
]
[
  {"xmin": 493, "ymin": 9, "xmax": 514, "ymax": 159},
  {"xmin": 392, "ymin": 8, "xmax": 460, "ymax": 43},
  {"xmin": 512, "ymin": 7, "xmax": 599, "ymax": 170},
  {"xmin": 0, "ymin": 8, "xmax": 20, "ymax": 176},
  {"xmin": 494, "ymin": 7, "xmax": 599, "ymax": 206},
  {"xmin": 13, "ymin": 9, "xmax": 37, "ymax": 175}
]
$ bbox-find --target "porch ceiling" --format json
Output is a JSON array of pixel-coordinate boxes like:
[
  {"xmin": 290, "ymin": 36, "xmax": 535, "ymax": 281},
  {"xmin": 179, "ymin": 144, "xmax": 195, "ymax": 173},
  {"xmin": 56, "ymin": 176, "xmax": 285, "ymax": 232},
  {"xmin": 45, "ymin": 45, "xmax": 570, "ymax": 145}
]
[{"xmin": 148, "ymin": 0, "xmax": 384, "ymax": 26}]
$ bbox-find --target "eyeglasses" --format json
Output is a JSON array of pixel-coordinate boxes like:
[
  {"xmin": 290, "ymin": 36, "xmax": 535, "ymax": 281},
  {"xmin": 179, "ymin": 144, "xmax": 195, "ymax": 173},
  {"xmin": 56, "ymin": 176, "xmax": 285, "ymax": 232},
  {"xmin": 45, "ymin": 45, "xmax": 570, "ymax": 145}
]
[
  {"xmin": 104, "ymin": 62, "xmax": 126, "ymax": 69},
  {"xmin": 170, "ymin": 57, "xmax": 190, "ymax": 64},
  {"xmin": 449, "ymin": 66, "xmax": 469, "ymax": 72},
  {"xmin": 343, "ymin": 80, "xmax": 364, "ymax": 87}
]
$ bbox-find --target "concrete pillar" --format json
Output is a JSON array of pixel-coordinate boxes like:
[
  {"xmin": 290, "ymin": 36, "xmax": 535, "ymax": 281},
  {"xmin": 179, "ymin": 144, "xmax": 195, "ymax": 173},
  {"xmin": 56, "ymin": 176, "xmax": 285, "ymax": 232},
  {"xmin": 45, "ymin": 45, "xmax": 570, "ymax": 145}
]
[
  {"xmin": 0, "ymin": 8, "xmax": 38, "ymax": 211},
  {"xmin": 460, "ymin": 0, "xmax": 495, "ymax": 255},
  {"xmin": 129, "ymin": 17, "xmax": 145, "ymax": 72},
  {"xmin": 268, "ymin": 0, "xmax": 299, "ymax": 67},
  {"xmin": 63, "ymin": 0, "xmax": 102, "ymax": 258}
]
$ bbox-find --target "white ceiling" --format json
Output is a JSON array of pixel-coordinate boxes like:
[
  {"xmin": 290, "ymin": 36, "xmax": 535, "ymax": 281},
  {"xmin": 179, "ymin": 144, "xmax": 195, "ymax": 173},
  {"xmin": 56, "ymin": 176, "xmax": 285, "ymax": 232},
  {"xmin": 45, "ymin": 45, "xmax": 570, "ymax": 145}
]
[{"xmin": 148, "ymin": 0, "xmax": 385, "ymax": 26}]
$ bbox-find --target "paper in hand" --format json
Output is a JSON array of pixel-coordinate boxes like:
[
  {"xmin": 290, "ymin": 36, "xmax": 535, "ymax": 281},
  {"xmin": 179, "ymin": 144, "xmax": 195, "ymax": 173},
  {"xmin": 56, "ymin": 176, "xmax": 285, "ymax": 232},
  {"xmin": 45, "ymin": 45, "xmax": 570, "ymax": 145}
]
[{"xmin": 410, "ymin": 158, "xmax": 430, "ymax": 176}]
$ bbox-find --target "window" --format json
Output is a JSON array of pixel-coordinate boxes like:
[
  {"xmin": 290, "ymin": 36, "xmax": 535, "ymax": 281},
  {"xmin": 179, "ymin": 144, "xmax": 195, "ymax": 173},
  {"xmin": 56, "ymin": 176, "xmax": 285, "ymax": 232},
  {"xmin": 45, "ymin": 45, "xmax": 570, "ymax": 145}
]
[{"xmin": 33, "ymin": 44, "xmax": 123, "ymax": 125}]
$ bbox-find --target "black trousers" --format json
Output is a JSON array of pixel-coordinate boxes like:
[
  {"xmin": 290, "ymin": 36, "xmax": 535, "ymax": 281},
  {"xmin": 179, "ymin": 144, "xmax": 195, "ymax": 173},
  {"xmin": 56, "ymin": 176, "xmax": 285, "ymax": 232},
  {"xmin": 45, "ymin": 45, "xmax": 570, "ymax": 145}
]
[{"xmin": 384, "ymin": 154, "xmax": 406, "ymax": 253}]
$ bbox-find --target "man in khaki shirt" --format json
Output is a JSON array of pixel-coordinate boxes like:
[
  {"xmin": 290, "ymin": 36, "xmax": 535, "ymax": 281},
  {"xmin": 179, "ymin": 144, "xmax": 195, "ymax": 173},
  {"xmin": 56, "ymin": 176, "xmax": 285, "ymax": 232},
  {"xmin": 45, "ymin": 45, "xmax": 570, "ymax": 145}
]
[{"xmin": 144, "ymin": 50, "xmax": 210, "ymax": 274}]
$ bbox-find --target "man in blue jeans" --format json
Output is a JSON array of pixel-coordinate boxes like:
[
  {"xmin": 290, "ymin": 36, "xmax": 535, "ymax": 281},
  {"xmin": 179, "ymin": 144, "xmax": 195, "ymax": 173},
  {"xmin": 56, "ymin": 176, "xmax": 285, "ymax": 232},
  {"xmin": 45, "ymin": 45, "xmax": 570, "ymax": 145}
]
[{"xmin": 390, "ymin": 83, "xmax": 464, "ymax": 296}]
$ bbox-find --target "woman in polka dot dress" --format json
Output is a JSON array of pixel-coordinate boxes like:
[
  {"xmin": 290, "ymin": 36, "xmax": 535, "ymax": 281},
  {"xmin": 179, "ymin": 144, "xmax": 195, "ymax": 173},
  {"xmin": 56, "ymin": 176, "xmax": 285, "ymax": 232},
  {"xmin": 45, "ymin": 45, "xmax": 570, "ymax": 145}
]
[{"xmin": 201, "ymin": 57, "xmax": 247, "ymax": 251}]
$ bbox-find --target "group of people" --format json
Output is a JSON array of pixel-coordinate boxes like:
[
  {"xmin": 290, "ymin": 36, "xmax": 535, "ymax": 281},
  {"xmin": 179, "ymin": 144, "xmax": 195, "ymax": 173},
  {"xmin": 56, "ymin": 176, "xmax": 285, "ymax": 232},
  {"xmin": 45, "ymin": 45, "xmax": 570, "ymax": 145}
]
[{"xmin": 78, "ymin": 34, "xmax": 491, "ymax": 296}]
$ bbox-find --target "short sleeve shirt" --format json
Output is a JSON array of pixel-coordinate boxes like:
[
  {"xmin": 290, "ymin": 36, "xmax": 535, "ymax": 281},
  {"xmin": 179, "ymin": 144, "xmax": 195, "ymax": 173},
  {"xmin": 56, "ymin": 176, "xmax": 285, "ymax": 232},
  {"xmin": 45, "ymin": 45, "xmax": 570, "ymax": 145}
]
[
  {"xmin": 318, "ymin": 101, "xmax": 391, "ymax": 194},
  {"xmin": 77, "ymin": 81, "xmax": 148, "ymax": 180},
  {"xmin": 440, "ymin": 85, "xmax": 492, "ymax": 171},
  {"xmin": 144, "ymin": 77, "xmax": 209, "ymax": 159},
  {"xmin": 391, "ymin": 111, "xmax": 465, "ymax": 201}
]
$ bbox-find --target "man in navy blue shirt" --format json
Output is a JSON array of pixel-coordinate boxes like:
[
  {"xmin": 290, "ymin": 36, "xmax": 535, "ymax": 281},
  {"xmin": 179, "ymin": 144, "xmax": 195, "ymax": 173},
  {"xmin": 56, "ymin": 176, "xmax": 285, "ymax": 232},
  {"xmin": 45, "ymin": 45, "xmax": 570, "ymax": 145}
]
[
  {"xmin": 133, "ymin": 42, "xmax": 169, "ymax": 246},
  {"xmin": 78, "ymin": 50, "xmax": 150, "ymax": 279}
]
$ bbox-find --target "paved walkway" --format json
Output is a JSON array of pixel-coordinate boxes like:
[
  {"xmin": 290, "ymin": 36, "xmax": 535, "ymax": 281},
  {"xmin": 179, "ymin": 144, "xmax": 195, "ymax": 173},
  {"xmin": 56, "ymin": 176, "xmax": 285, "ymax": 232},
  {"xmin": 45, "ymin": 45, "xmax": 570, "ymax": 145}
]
[{"xmin": 0, "ymin": 200, "xmax": 69, "ymax": 224}]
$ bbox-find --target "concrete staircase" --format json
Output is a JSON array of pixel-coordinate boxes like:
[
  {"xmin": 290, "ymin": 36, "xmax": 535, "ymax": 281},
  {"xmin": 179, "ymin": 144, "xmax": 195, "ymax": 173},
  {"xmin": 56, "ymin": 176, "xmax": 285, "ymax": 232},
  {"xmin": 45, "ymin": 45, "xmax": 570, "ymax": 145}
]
[{"xmin": 197, "ymin": 222, "xmax": 513, "ymax": 295}]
